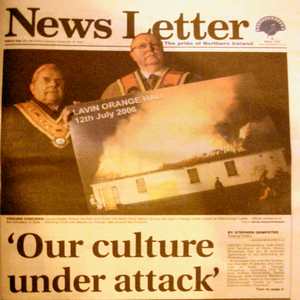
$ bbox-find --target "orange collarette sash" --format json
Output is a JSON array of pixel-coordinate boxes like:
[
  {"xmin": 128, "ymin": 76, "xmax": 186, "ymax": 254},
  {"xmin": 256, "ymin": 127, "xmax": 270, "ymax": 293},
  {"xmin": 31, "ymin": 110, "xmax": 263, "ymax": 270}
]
[
  {"xmin": 117, "ymin": 68, "xmax": 190, "ymax": 96},
  {"xmin": 15, "ymin": 100, "xmax": 70, "ymax": 148}
]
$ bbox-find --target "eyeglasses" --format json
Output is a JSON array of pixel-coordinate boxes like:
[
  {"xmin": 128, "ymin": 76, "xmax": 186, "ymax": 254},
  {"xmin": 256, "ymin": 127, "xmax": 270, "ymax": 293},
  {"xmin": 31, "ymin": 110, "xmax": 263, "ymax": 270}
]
[{"xmin": 131, "ymin": 42, "xmax": 162, "ymax": 51}]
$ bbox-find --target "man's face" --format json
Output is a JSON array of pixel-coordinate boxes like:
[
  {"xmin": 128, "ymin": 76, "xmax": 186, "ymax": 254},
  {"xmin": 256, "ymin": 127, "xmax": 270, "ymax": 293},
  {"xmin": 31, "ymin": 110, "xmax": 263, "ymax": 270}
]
[
  {"xmin": 30, "ymin": 67, "xmax": 64, "ymax": 108},
  {"xmin": 130, "ymin": 34, "xmax": 164, "ymax": 71}
]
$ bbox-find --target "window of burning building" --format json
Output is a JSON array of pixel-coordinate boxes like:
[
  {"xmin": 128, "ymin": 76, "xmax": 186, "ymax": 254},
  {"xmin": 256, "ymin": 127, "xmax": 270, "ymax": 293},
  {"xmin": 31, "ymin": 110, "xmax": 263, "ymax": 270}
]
[
  {"xmin": 224, "ymin": 160, "xmax": 238, "ymax": 177},
  {"xmin": 111, "ymin": 186, "xmax": 120, "ymax": 203},
  {"xmin": 187, "ymin": 168, "xmax": 200, "ymax": 184},
  {"xmin": 136, "ymin": 178, "xmax": 147, "ymax": 193}
]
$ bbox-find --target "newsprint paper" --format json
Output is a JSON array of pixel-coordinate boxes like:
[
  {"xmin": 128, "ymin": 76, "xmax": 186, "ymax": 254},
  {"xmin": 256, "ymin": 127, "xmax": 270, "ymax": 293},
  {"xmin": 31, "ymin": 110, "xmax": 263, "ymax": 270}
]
[{"xmin": 0, "ymin": 0, "xmax": 299, "ymax": 300}]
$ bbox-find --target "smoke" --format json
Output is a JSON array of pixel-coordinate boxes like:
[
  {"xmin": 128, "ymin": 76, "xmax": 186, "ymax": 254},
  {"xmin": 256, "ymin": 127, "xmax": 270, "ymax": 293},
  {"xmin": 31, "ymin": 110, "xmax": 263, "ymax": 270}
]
[{"xmin": 95, "ymin": 75, "xmax": 273, "ymax": 180}]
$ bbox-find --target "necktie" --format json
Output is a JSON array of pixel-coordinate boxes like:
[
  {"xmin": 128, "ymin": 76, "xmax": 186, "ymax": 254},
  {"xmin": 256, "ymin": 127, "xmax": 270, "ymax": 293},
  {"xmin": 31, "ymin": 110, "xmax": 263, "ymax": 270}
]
[{"xmin": 147, "ymin": 74, "xmax": 159, "ymax": 89}]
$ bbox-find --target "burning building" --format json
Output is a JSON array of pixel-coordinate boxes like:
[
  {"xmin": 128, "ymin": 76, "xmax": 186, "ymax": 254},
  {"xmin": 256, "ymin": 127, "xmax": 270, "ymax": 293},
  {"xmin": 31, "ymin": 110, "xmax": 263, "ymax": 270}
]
[
  {"xmin": 69, "ymin": 74, "xmax": 290, "ymax": 213},
  {"xmin": 90, "ymin": 148, "xmax": 288, "ymax": 210}
]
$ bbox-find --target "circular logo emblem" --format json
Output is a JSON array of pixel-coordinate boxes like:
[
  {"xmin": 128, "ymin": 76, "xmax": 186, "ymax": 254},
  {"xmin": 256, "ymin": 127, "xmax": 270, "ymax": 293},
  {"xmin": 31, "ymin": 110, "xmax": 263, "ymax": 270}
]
[{"xmin": 256, "ymin": 16, "xmax": 286, "ymax": 37}]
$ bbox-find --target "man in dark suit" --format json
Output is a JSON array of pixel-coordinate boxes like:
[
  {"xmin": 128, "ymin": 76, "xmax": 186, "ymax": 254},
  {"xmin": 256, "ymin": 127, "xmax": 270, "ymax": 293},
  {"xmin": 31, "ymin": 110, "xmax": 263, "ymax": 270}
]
[{"xmin": 1, "ymin": 64, "xmax": 88, "ymax": 215}]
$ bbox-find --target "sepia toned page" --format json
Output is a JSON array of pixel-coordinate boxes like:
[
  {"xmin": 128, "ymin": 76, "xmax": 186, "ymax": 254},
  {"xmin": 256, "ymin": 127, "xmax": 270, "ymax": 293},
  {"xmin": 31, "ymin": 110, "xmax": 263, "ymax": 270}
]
[{"xmin": 0, "ymin": 0, "xmax": 299, "ymax": 300}]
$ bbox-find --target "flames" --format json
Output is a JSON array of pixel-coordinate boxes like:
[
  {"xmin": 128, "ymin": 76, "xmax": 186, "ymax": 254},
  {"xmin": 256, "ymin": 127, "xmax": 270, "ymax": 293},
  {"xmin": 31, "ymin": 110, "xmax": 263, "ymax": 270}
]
[{"xmin": 95, "ymin": 75, "xmax": 267, "ymax": 180}]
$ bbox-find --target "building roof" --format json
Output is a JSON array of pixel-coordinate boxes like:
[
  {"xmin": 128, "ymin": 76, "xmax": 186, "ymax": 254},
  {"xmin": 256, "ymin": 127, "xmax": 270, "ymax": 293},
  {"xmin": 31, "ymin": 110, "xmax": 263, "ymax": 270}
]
[{"xmin": 92, "ymin": 146, "xmax": 284, "ymax": 184}]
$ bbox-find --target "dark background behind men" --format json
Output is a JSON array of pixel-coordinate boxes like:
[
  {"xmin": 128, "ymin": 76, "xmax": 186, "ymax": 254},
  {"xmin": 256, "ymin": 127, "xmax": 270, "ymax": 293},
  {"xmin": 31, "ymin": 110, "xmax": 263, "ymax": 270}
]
[
  {"xmin": 2, "ymin": 49, "xmax": 290, "ymax": 151},
  {"xmin": 2, "ymin": 50, "xmax": 288, "ymax": 108},
  {"xmin": 1, "ymin": 49, "xmax": 290, "ymax": 215}
]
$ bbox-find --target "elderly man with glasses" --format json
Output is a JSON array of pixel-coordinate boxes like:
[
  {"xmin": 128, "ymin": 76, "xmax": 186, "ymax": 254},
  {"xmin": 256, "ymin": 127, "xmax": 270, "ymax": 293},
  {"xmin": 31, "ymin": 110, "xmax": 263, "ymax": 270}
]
[{"xmin": 101, "ymin": 32, "xmax": 200, "ymax": 99}]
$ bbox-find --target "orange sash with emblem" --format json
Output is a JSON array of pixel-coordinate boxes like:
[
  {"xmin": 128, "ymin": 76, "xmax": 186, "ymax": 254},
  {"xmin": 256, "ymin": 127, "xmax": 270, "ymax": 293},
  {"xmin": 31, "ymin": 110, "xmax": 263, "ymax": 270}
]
[
  {"xmin": 117, "ymin": 68, "xmax": 190, "ymax": 96},
  {"xmin": 15, "ymin": 101, "xmax": 70, "ymax": 148}
]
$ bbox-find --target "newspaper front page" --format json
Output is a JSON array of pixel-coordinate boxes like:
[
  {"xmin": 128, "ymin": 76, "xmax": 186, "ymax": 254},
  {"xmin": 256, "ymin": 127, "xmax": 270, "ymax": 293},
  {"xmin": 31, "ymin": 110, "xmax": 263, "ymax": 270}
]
[{"xmin": 0, "ymin": 0, "xmax": 299, "ymax": 299}]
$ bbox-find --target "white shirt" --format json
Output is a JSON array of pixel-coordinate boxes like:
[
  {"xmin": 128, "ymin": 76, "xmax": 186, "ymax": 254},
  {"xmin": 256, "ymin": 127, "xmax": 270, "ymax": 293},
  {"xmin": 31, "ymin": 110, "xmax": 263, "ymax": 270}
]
[{"xmin": 140, "ymin": 67, "xmax": 168, "ymax": 79}]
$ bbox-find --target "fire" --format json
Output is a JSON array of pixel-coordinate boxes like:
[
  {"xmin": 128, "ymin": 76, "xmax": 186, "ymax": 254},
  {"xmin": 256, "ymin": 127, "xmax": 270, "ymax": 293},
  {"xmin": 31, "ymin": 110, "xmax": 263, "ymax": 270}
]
[{"xmin": 95, "ymin": 75, "xmax": 263, "ymax": 180}]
